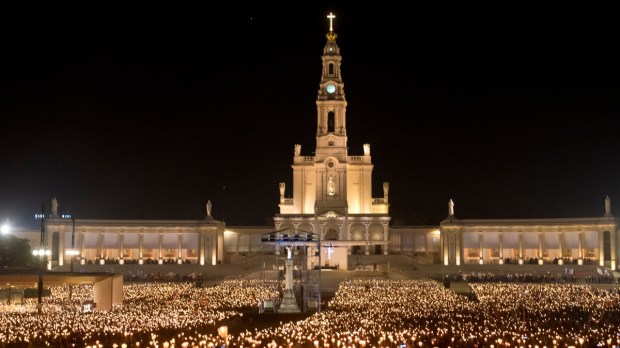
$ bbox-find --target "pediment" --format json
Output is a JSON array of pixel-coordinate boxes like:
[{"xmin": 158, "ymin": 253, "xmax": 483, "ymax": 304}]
[{"xmin": 319, "ymin": 211, "xmax": 344, "ymax": 218}]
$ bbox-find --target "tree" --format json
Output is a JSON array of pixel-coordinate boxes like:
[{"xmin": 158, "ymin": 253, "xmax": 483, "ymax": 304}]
[{"xmin": 0, "ymin": 235, "xmax": 33, "ymax": 268}]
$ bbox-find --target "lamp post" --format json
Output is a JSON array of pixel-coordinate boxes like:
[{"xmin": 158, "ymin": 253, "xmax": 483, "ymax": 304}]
[
  {"xmin": 71, "ymin": 215, "xmax": 75, "ymax": 272},
  {"xmin": 64, "ymin": 214, "xmax": 79, "ymax": 273},
  {"xmin": 315, "ymin": 218, "xmax": 321, "ymax": 313},
  {"xmin": 1, "ymin": 222, "xmax": 10, "ymax": 268},
  {"xmin": 32, "ymin": 203, "xmax": 50, "ymax": 315}
]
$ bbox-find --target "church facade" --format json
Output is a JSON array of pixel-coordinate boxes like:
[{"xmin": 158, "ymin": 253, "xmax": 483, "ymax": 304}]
[
  {"xmin": 272, "ymin": 19, "xmax": 390, "ymax": 270},
  {"xmin": 14, "ymin": 14, "xmax": 619, "ymax": 272}
]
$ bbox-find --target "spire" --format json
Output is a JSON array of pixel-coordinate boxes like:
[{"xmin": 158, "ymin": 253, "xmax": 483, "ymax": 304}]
[{"xmin": 315, "ymin": 11, "xmax": 347, "ymax": 150}]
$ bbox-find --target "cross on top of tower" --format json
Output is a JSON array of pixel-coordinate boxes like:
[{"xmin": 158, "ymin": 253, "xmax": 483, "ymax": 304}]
[{"xmin": 327, "ymin": 12, "xmax": 335, "ymax": 32}]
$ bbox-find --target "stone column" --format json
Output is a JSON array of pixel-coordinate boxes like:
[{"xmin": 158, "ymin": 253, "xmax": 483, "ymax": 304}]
[
  {"xmin": 558, "ymin": 231, "xmax": 564, "ymax": 260},
  {"xmin": 119, "ymin": 232, "xmax": 124, "ymax": 262},
  {"xmin": 157, "ymin": 232, "xmax": 162, "ymax": 261},
  {"xmin": 499, "ymin": 232, "xmax": 504, "ymax": 260},
  {"xmin": 139, "ymin": 232, "xmax": 144, "ymax": 260},
  {"xmin": 538, "ymin": 232, "xmax": 544, "ymax": 259},
  {"xmin": 199, "ymin": 230, "xmax": 205, "ymax": 266},
  {"xmin": 346, "ymin": 225, "xmax": 353, "ymax": 255},
  {"xmin": 78, "ymin": 232, "xmax": 84, "ymax": 260},
  {"xmin": 344, "ymin": 213, "xmax": 349, "ymax": 241},
  {"xmin": 211, "ymin": 230, "xmax": 217, "ymax": 266},
  {"xmin": 98, "ymin": 232, "xmax": 105, "ymax": 261},
  {"xmin": 383, "ymin": 222, "xmax": 389, "ymax": 255},
  {"xmin": 177, "ymin": 231, "xmax": 183, "ymax": 262},
  {"xmin": 217, "ymin": 229, "xmax": 224, "ymax": 263},
  {"xmin": 610, "ymin": 229, "xmax": 617, "ymax": 270},
  {"xmin": 598, "ymin": 230, "xmax": 605, "ymax": 266},
  {"xmin": 578, "ymin": 231, "xmax": 584, "ymax": 259},
  {"xmin": 441, "ymin": 229, "xmax": 448, "ymax": 266},
  {"xmin": 478, "ymin": 233, "xmax": 483, "ymax": 263},
  {"xmin": 59, "ymin": 230, "xmax": 65, "ymax": 266},
  {"xmin": 518, "ymin": 232, "xmax": 523, "ymax": 259},
  {"xmin": 285, "ymin": 258, "xmax": 294, "ymax": 291},
  {"xmin": 364, "ymin": 223, "xmax": 370, "ymax": 255},
  {"xmin": 455, "ymin": 229, "xmax": 462, "ymax": 266}
]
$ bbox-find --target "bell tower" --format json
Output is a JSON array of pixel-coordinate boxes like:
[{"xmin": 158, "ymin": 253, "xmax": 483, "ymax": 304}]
[
  {"xmin": 275, "ymin": 11, "xmax": 391, "ymax": 258},
  {"xmin": 315, "ymin": 12, "xmax": 348, "ymax": 163},
  {"xmin": 314, "ymin": 12, "xmax": 348, "ymax": 215}
]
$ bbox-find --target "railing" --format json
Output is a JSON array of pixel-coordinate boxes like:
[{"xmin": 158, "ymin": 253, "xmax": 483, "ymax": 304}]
[
  {"xmin": 303, "ymin": 156, "xmax": 315, "ymax": 162},
  {"xmin": 372, "ymin": 198, "xmax": 386, "ymax": 204},
  {"xmin": 349, "ymin": 156, "xmax": 362, "ymax": 163},
  {"xmin": 280, "ymin": 198, "xmax": 293, "ymax": 205}
]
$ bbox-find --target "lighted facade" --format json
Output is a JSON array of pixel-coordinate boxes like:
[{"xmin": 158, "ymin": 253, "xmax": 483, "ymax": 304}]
[
  {"xmin": 11, "ymin": 13, "xmax": 619, "ymax": 272},
  {"xmin": 274, "ymin": 16, "xmax": 391, "ymax": 270},
  {"xmin": 437, "ymin": 198, "xmax": 618, "ymax": 269}
]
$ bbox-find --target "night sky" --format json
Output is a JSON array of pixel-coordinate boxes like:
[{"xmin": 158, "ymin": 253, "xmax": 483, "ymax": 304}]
[{"xmin": 1, "ymin": 5, "xmax": 619, "ymax": 229}]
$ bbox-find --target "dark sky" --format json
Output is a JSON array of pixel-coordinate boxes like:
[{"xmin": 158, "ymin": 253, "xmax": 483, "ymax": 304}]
[{"xmin": 1, "ymin": 4, "xmax": 619, "ymax": 229}]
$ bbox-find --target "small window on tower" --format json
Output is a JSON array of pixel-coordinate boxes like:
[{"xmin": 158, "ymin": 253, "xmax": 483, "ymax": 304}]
[
  {"xmin": 329, "ymin": 63, "xmax": 334, "ymax": 75},
  {"xmin": 328, "ymin": 141, "xmax": 334, "ymax": 146},
  {"xmin": 327, "ymin": 111, "xmax": 335, "ymax": 132}
]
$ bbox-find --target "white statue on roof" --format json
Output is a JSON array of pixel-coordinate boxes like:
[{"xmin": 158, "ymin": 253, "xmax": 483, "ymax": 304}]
[
  {"xmin": 206, "ymin": 200, "xmax": 212, "ymax": 218},
  {"xmin": 51, "ymin": 197, "xmax": 59, "ymax": 217}
]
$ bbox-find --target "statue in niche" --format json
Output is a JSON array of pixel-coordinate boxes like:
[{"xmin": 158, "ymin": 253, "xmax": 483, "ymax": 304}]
[
  {"xmin": 51, "ymin": 197, "xmax": 59, "ymax": 216},
  {"xmin": 206, "ymin": 200, "xmax": 212, "ymax": 218},
  {"xmin": 294, "ymin": 144, "xmax": 301, "ymax": 156},
  {"xmin": 363, "ymin": 143, "xmax": 370, "ymax": 156},
  {"xmin": 327, "ymin": 175, "xmax": 335, "ymax": 196}
]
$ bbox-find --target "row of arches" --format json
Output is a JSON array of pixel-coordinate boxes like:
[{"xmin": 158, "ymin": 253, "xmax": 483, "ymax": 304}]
[{"xmin": 276, "ymin": 223, "xmax": 386, "ymax": 241}]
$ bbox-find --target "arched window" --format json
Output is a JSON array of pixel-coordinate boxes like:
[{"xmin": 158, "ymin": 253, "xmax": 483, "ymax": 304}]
[
  {"xmin": 328, "ymin": 63, "xmax": 334, "ymax": 75},
  {"xmin": 325, "ymin": 228, "xmax": 339, "ymax": 241},
  {"xmin": 327, "ymin": 111, "xmax": 335, "ymax": 132}
]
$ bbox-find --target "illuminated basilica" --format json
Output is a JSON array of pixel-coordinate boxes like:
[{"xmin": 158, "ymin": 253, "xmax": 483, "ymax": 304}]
[{"xmin": 16, "ymin": 14, "xmax": 619, "ymax": 272}]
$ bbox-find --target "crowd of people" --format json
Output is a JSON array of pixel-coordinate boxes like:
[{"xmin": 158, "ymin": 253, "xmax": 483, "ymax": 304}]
[
  {"xmin": 123, "ymin": 271, "xmax": 206, "ymax": 283},
  {"xmin": 446, "ymin": 271, "xmax": 579, "ymax": 283},
  {"xmin": 0, "ymin": 280, "xmax": 278, "ymax": 347},
  {"xmin": 82, "ymin": 258, "xmax": 194, "ymax": 265},
  {"xmin": 0, "ymin": 279, "xmax": 619, "ymax": 347}
]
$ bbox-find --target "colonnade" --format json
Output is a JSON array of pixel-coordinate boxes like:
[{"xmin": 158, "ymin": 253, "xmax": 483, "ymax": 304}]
[
  {"xmin": 440, "ymin": 223, "xmax": 618, "ymax": 270},
  {"xmin": 273, "ymin": 216, "xmax": 391, "ymax": 256},
  {"xmin": 44, "ymin": 219, "xmax": 225, "ymax": 267}
]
